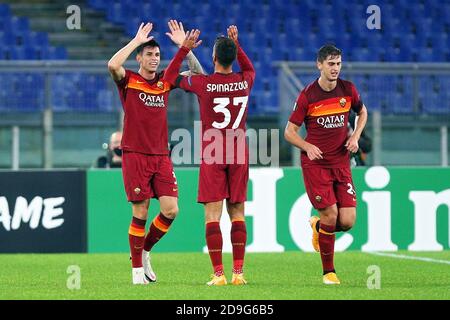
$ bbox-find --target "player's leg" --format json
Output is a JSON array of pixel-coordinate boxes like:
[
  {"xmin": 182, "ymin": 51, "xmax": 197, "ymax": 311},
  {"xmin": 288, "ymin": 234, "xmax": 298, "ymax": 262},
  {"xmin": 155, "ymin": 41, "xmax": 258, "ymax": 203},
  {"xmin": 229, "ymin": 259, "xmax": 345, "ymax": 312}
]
[
  {"xmin": 317, "ymin": 204, "xmax": 340, "ymax": 284},
  {"xmin": 142, "ymin": 196, "xmax": 178, "ymax": 282},
  {"xmin": 302, "ymin": 167, "xmax": 334, "ymax": 253},
  {"xmin": 143, "ymin": 156, "xmax": 179, "ymax": 282},
  {"xmin": 122, "ymin": 151, "xmax": 153, "ymax": 284},
  {"xmin": 226, "ymin": 201, "xmax": 247, "ymax": 285},
  {"xmin": 144, "ymin": 196, "xmax": 178, "ymax": 252},
  {"xmin": 226, "ymin": 162, "xmax": 249, "ymax": 285},
  {"xmin": 333, "ymin": 167, "xmax": 357, "ymax": 232},
  {"xmin": 128, "ymin": 199, "xmax": 150, "ymax": 284},
  {"xmin": 302, "ymin": 167, "xmax": 340, "ymax": 284},
  {"xmin": 205, "ymin": 200, "xmax": 228, "ymax": 286},
  {"xmin": 197, "ymin": 162, "xmax": 228, "ymax": 285},
  {"xmin": 337, "ymin": 207, "xmax": 356, "ymax": 231}
]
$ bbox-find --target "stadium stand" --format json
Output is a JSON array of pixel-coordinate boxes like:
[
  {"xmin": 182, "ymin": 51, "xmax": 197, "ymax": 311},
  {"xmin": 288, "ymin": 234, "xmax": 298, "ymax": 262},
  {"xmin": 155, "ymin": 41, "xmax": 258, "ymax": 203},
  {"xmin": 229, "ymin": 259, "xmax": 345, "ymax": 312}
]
[{"xmin": 0, "ymin": 0, "xmax": 448, "ymax": 114}]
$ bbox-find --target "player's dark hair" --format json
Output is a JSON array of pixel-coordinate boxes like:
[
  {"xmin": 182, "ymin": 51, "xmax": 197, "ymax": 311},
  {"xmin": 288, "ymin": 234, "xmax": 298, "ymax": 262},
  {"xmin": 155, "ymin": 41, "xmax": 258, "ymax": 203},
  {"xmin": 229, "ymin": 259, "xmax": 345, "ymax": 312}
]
[
  {"xmin": 317, "ymin": 44, "xmax": 342, "ymax": 62},
  {"xmin": 213, "ymin": 36, "xmax": 237, "ymax": 68},
  {"xmin": 137, "ymin": 39, "xmax": 160, "ymax": 54}
]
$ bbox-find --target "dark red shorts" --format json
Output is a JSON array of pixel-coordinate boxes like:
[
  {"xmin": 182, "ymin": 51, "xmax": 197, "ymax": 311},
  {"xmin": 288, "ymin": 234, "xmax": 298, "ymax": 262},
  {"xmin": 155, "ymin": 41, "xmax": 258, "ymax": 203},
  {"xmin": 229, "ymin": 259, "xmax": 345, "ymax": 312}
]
[
  {"xmin": 197, "ymin": 162, "xmax": 248, "ymax": 204},
  {"xmin": 302, "ymin": 166, "xmax": 357, "ymax": 209},
  {"xmin": 122, "ymin": 151, "xmax": 178, "ymax": 202}
]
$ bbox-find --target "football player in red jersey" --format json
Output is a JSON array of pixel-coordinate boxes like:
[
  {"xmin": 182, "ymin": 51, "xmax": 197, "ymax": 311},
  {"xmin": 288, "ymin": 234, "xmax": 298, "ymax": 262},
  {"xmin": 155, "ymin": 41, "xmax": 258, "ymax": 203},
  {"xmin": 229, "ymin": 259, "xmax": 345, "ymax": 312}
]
[
  {"xmin": 165, "ymin": 26, "xmax": 255, "ymax": 286},
  {"xmin": 107, "ymin": 21, "xmax": 203, "ymax": 285},
  {"xmin": 284, "ymin": 44, "xmax": 368, "ymax": 285}
]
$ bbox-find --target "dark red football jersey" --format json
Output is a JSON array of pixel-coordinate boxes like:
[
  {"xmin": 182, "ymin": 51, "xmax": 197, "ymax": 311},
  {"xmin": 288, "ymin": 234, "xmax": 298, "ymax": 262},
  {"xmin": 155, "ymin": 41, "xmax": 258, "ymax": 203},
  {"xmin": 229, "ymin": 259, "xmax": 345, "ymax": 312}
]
[
  {"xmin": 165, "ymin": 46, "xmax": 255, "ymax": 163},
  {"xmin": 289, "ymin": 78, "xmax": 363, "ymax": 168},
  {"xmin": 115, "ymin": 69, "xmax": 173, "ymax": 155}
]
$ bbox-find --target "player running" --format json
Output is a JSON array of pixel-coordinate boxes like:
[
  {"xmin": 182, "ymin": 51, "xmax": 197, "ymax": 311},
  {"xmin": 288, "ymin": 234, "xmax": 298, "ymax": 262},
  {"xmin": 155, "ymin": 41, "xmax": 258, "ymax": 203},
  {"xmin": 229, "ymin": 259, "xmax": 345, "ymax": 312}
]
[
  {"xmin": 165, "ymin": 26, "xmax": 255, "ymax": 286},
  {"xmin": 284, "ymin": 44, "xmax": 368, "ymax": 285}
]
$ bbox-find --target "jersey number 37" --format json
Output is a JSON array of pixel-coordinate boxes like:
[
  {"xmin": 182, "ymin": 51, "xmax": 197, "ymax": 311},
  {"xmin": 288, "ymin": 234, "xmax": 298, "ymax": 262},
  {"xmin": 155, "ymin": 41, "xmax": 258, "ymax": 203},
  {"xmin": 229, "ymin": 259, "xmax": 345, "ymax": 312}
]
[{"xmin": 212, "ymin": 96, "xmax": 248, "ymax": 129}]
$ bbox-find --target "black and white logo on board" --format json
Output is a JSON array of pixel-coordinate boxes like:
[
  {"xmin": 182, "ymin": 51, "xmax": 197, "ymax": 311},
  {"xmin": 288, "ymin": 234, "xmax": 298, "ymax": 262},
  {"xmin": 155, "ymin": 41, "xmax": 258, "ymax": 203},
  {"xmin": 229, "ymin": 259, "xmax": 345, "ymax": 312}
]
[{"xmin": 0, "ymin": 170, "xmax": 86, "ymax": 253}]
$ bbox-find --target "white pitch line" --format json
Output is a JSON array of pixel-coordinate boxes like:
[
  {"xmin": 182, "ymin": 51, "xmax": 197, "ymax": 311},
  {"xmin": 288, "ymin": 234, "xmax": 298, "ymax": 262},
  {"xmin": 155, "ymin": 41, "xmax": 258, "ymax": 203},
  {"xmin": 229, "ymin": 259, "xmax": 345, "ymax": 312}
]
[{"xmin": 367, "ymin": 252, "xmax": 450, "ymax": 265}]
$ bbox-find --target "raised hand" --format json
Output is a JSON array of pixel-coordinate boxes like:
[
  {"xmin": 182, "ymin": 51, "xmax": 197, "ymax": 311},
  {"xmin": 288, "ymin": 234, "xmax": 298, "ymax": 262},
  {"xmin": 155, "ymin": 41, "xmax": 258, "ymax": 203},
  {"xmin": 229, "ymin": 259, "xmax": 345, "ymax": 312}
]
[
  {"xmin": 134, "ymin": 22, "xmax": 154, "ymax": 44},
  {"xmin": 182, "ymin": 29, "xmax": 202, "ymax": 50},
  {"xmin": 227, "ymin": 25, "xmax": 238, "ymax": 44},
  {"xmin": 165, "ymin": 19, "xmax": 186, "ymax": 47}
]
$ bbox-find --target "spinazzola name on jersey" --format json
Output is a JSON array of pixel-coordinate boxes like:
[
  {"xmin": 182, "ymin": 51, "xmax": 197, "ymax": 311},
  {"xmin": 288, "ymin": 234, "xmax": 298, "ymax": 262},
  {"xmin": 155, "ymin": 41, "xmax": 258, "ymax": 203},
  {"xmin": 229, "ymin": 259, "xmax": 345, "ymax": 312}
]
[{"xmin": 206, "ymin": 81, "xmax": 249, "ymax": 93}]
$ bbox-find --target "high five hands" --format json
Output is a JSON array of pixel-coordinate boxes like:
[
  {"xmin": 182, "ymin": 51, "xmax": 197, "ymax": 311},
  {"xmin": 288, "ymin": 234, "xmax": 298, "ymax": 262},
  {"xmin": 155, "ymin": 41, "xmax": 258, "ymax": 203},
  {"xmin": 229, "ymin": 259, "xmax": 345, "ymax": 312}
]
[
  {"xmin": 166, "ymin": 19, "xmax": 187, "ymax": 47},
  {"xmin": 134, "ymin": 22, "xmax": 154, "ymax": 44},
  {"xmin": 182, "ymin": 29, "xmax": 202, "ymax": 50},
  {"xmin": 227, "ymin": 25, "xmax": 239, "ymax": 45}
]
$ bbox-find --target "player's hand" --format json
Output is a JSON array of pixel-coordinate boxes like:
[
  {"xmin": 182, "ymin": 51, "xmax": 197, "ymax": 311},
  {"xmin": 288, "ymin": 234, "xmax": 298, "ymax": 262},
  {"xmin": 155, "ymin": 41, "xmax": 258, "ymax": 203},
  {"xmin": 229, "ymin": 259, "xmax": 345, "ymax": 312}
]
[
  {"xmin": 345, "ymin": 135, "xmax": 359, "ymax": 153},
  {"xmin": 227, "ymin": 25, "xmax": 238, "ymax": 44},
  {"xmin": 182, "ymin": 29, "xmax": 202, "ymax": 50},
  {"xmin": 305, "ymin": 143, "xmax": 323, "ymax": 161},
  {"xmin": 166, "ymin": 20, "xmax": 186, "ymax": 47},
  {"xmin": 134, "ymin": 22, "xmax": 154, "ymax": 44}
]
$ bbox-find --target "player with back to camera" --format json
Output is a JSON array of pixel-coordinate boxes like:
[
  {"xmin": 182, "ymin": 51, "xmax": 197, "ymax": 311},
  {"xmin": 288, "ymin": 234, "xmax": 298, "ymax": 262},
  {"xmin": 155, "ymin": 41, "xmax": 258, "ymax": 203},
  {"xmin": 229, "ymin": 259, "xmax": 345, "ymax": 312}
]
[{"xmin": 164, "ymin": 26, "xmax": 255, "ymax": 286}]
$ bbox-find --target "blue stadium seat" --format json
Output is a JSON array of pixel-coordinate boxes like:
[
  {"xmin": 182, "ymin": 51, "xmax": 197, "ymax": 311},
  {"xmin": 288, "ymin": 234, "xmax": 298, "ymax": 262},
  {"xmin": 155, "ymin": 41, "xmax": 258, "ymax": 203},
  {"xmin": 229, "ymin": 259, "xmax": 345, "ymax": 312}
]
[
  {"xmin": 0, "ymin": 16, "xmax": 11, "ymax": 31},
  {"xmin": 0, "ymin": 3, "xmax": 11, "ymax": 19},
  {"xmin": 48, "ymin": 46, "xmax": 67, "ymax": 60},
  {"xmin": 88, "ymin": 0, "xmax": 109, "ymax": 10},
  {"xmin": 107, "ymin": 3, "xmax": 127, "ymax": 25},
  {"xmin": 350, "ymin": 48, "xmax": 373, "ymax": 62},
  {"xmin": 10, "ymin": 16, "xmax": 29, "ymax": 32},
  {"xmin": 0, "ymin": 31, "xmax": 15, "ymax": 45},
  {"xmin": 28, "ymin": 32, "xmax": 49, "ymax": 47},
  {"xmin": 2, "ymin": 0, "xmax": 447, "ymax": 113},
  {"xmin": 97, "ymin": 89, "xmax": 115, "ymax": 111},
  {"xmin": 414, "ymin": 47, "xmax": 434, "ymax": 62},
  {"xmin": 421, "ymin": 92, "xmax": 446, "ymax": 114}
]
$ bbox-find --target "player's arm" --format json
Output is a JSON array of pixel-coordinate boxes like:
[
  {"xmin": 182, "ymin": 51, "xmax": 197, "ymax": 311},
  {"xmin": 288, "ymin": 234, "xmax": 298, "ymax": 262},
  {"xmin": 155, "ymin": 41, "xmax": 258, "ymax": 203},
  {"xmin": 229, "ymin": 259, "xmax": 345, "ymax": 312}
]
[
  {"xmin": 164, "ymin": 29, "xmax": 202, "ymax": 87},
  {"xmin": 284, "ymin": 121, "xmax": 323, "ymax": 160},
  {"xmin": 227, "ymin": 25, "xmax": 255, "ymax": 79},
  {"xmin": 108, "ymin": 22, "xmax": 154, "ymax": 81},
  {"xmin": 345, "ymin": 104, "xmax": 368, "ymax": 153},
  {"xmin": 166, "ymin": 20, "xmax": 205, "ymax": 76}
]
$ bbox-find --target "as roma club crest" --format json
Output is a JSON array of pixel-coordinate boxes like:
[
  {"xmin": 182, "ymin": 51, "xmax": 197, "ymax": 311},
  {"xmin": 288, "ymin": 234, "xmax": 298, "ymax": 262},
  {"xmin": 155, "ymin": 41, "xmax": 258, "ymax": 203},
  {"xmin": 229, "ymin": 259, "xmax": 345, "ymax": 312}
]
[
  {"xmin": 157, "ymin": 81, "xmax": 164, "ymax": 89},
  {"xmin": 315, "ymin": 195, "xmax": 322, "ymax": 203},
  {"xmin": 134, "ymin": 187, "xmax": 141, "ymax": 195},
  {"xmin": 339, "ymin": 97, "xmax": 347, "ymax": 107}
]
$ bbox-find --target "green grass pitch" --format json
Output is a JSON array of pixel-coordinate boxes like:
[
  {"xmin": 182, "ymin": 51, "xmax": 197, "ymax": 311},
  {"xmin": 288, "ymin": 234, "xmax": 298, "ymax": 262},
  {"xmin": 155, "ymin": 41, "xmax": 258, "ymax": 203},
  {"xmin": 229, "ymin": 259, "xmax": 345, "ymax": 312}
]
[{"xmin": 1, "ymin": 251, "xmax": 449, "ymax": 300}]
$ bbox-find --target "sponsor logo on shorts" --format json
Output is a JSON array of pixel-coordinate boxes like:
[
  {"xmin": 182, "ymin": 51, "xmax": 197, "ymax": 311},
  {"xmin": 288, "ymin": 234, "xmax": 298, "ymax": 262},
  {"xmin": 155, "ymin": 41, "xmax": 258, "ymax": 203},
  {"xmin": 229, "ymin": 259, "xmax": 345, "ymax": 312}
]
[
  {"xmin": 172, "ymin": 188, "xmax": 178, "ymax": 192},
  {"xmin": 134, "ymin": 187, "xmax": 141, "ymax": 194},
  {"xmin": 315, "ymin": 195, "xmax": 322, "ymax": 203}
]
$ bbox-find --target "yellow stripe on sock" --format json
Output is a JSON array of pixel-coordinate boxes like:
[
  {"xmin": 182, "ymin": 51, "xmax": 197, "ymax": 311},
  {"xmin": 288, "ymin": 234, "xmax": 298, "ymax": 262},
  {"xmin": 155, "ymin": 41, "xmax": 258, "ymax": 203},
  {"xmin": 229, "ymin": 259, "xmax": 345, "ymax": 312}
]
[
  {"xmin": 231, "ymin": 217, "xmax": 245, "ymax": 223},
  {"xmin": 319, "ymin": 228, "xmax": 334, "ymax": 236},
  {"xmin": 205, "ymin": 220, "xmax": 220, "ymax": 225},
  {"xmin": 129, "ymin": 225, "xmax": 145, "ymax": 237},
  {"xmin": 153, "ymin": 217, "xmax": 169, "ymax": 232}
]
